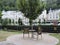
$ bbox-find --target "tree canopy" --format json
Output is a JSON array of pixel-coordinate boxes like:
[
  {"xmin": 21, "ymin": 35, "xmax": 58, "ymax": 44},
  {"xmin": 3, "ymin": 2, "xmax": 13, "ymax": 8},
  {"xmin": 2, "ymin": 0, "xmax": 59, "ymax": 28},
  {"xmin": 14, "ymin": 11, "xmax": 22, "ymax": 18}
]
[
  {"xmin": 0, "ymin": 0, "xmax": 16, "ymax": 11},
  {"xmin": 0, "ymin": 0, "xmax": 60, "ymax": 11},
  {"xmin": 16, "ymin": 0, "xmax": 46, "ymax": 20},
  {"xmin": 46, "ymin": 0, "xmax": 60, "ymax": 10},
  {"xmin": 18, "ymin": 18, "xmax": 22, "ymax": 25}
]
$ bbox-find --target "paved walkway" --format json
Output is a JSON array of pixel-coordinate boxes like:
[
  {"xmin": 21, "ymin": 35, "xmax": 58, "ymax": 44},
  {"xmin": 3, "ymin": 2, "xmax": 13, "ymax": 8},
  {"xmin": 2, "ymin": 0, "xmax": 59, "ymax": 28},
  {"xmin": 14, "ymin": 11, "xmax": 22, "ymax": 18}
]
[
  {"xmin": 4, "ymin": 33, "xmax": 59, "ymax": 45},
  {"xmin": 0, "ymin": 33, "xmax": 59, "ymax": 45}
]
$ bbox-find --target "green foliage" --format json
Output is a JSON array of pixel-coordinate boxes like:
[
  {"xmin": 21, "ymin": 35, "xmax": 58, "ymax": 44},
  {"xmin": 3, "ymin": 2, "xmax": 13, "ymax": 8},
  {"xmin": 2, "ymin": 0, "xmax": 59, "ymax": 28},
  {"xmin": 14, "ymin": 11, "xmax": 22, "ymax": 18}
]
[
  {"xmin": 29, "ymin": 19, "xmax": 32, "ymax": 25},
  {"xmin": 0, "ymin": 0, "xmax": 60, "ymax": 11},
  {"xmin": 0, "ymin": 11, "xmax": 2, "ymax": 18},
  {"xmin": 46, "ymin": 0, "xmax": 60, "ymax": 10},
  {"xmin": 18, "ymin": 18, "xmax": 22, "ymax": 25},
  {"xmin": 2, "ymin": 18, "xmax": 9, "ymax": 26},
  {"xmin": 16, "ymin": 0, "xmax": 46, "ymax": 25},
  {"xmin": 12, "ymin": 19, "xmax": 14, "ymax": 24},
  {"xmin": 16, "ymin": 0, "xmax": 45, "ymax": 20},
  {"xmin": 38, "ymin": 19, "xmax": 41, "ymax": 25},
  {"xmin": 9, "ymin": 19, "xmax": 11, "ymax": 24},
  {"xmin": 0, "ymin": 11, "xmax": 2, "ymax": 24},
  {"xmin": 56, "ymin": 0, "xmax": 60, "ymax": 9},
  {"xmin": 0, "ymin": 18, "xmax": 2, "ymax": 24},
  {"xmin": 0, "ymin": 0, "xmax": 16, "ymax": 11}
]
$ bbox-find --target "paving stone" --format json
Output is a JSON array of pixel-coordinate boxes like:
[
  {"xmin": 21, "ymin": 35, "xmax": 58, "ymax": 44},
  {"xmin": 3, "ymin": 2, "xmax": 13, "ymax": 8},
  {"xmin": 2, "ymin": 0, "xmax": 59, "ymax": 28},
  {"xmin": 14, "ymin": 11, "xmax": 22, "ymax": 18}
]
[
  {"xmin": 6, "ymin": 34, "xmax": 59, "ymax": 45},
  {"xmin": 0, "ymin": 41, "xmax": 16, "ymax": 45}
]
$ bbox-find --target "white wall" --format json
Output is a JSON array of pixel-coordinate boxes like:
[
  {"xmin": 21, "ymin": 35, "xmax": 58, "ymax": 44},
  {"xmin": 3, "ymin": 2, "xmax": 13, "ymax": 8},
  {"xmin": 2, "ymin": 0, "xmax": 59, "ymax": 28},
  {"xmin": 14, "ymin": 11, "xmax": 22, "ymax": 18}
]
[
  {"xmin": 47, "ymin": 9, "xmax": 60, "ymax": 21},
  {"xmin": 33, "ymin": 9, "xmax": 60, "ymax": 25},
  {"xmin": 2, "ymin": 11, "xmax": 29, "ymax": 25}
]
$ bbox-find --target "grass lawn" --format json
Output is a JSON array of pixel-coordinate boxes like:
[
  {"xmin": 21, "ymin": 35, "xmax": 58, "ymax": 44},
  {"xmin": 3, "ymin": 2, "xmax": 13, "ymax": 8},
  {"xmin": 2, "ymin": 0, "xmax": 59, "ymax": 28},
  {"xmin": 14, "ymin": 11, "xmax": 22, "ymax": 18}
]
[
  {"xmin": 0, "ymin": 30, "xmax": 22, "ymax": 42},
  {"xmin": 50, "ymin": 33, "xmax": 60, "ymax": 45}
]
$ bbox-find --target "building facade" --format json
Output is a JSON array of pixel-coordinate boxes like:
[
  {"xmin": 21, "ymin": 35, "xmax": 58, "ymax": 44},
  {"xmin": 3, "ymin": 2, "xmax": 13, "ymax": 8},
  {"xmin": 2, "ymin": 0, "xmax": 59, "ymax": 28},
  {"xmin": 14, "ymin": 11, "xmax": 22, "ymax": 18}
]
[{"xmin": 2, "ymin": 10, "xmax": 29, "ymax": 25}]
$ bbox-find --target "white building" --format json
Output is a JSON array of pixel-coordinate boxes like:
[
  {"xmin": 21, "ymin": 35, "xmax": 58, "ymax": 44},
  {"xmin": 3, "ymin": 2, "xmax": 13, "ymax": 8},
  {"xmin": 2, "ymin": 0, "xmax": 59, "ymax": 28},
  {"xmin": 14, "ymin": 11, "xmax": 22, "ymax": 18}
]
[
  {"xmin": 2, "ymin": 9, "xmax": 60, "ymax": 26},
  {"xmin": 39, "ymin": 9, "xmax": 60, "ymax": 22},
  {"xmin": 2, "ymin": 10, "xmax": 29, "ymax": 25},
  {"xmin": 33, "ymin": 9, "xmax": 60, "ymax": 25},
  {"xmin": 33, "ymin": 10, "xmax": 47, "ymax": 23},
  {"xmin": 46, "ymin": 9, "xmax": 60, "ymax": 21}
]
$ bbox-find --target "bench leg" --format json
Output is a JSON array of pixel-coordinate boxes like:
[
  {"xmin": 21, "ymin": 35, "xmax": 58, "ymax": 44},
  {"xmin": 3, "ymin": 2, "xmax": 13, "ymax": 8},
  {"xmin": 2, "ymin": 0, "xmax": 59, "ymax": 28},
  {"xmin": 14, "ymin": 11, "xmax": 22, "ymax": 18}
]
[
  {"xmin": 41, "ymin": 34, "xmax": 42, "ymax": 39},
  {"xmin": 37, "ymin": 34, "xmax": 38, "ymax": 40},
  {"xmin": 31, "ymin": 32, "xmax": 34, "ymax": 38},
  {"xmin": 28, "ymin": 33, "xmax": 29, "ymax": 38},
  {"xmin": 23, "ymin": 33, "xmax": 30, "ymax": 38},
  {"xmin": 37, "ymin": 34, "xmax": 42, "ymax": 40},
  {"xmin": 23, "ymin": 33, "xmax": 24, "ymax": 38}
]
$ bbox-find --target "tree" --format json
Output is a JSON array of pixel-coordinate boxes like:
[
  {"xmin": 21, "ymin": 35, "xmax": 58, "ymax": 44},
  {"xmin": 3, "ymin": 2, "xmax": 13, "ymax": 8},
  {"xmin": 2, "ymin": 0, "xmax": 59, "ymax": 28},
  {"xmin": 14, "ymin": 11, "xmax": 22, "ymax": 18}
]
[
  {"xmin": 0, "ymin": 0, "xmax": 17, "ymax": 11},
  {"xmin": 46, "ymin": 0, "xmax": 57, "ymax": 10},
  {"xmin": 0, "ymin": 11, "xmax": 2, "ymax": 18},
  {"xmin": 2, "ymin": 18, "xmax": 9, "ymax": 26},
  {"xmin": 0, "ymin": 11, "xmax": 2, "ymax": 24},
  {"xmin": 56, "ymin": 0, "xmax": 60, "ymax": 9},
  {"xmin": 16, "ymin": 0, "xmax": 45, "ymax": 25},
  {"xmin": 12, "ymin": 19, "xmax": 14, "ymax": 25},
  {"xmin": 18, "ymin": 18, "xmax": 22, "ymax": 25},
  {"xmin": 9, "ymin": 19, "xmax": 11, "ymax": 25}
]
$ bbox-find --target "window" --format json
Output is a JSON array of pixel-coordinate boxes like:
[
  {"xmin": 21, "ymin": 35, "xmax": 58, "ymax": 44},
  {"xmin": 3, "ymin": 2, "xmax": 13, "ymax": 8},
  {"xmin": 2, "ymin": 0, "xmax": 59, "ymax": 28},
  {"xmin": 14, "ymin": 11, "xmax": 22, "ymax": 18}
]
[{"xmin": 56, "ymin": 15, "xmax": 58, "ymax": 18}]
